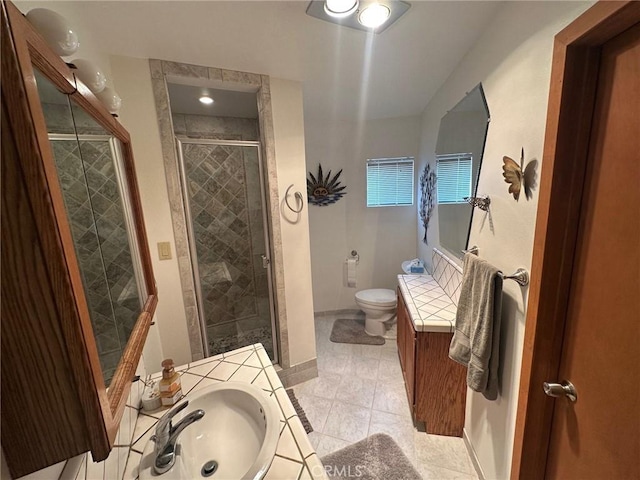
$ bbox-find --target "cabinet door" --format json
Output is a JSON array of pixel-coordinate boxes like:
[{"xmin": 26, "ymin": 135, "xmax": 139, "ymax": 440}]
[
  {"xmin": 403, "ymin": 315, "xmax": 416, "ymax": 409},
  {"xmin": 396, "ymin": 289, "xmax": 406, "ymax": 372},
  {"xmin": 397, "ymin": 289, "xmax": 416, "ymax": 409},
  {"xmin": 415, "ymin": 332, "xmax": 466, "ymax": 436},
  {"xmin": 1, "ymin": 3, "xmax": 158, "ymax": 476}
]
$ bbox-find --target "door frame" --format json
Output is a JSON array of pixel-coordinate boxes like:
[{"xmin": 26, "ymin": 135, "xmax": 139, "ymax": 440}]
[{"xmin": 511, "ymin": 2, "xmax": 640, "ymax": 478}]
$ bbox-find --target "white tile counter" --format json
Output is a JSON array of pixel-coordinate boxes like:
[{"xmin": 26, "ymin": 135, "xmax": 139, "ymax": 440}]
[
  {"xmin": 397, "ymin": 274, "xmax": 457, "ymax": 333},
  {"xmin": 145, "ymin": 344, "xmax": 329, "ymax": 480},
  {"xmin": 66, "ymin": 344, "xmax": 328, "ymax": 480}
]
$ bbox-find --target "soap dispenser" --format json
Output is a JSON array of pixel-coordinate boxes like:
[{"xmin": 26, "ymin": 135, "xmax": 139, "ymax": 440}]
[{"xmin": 159, "ymin": 359, "xmax": 182, "ymax": 407}]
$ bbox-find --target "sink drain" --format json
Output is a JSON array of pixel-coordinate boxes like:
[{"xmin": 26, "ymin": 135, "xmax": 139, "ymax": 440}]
[{"xmin": 201, "ymin": 460, "xmax": 218, "ymax": 477}]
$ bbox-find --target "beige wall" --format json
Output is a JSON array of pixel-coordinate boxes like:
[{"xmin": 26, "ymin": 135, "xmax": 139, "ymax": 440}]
[
  {"xmin": 110, "ymin": 57, "xmax": 316, "ymax": 370},
  {"xmin": 305, "ymin": 115, "xmax": 421, "ymax": 311},
  {"xmin": 111, "ymin": 55, "xmax": 190, "ymax": 368},
  {"xmin": 416, "ymin": 2, "xmax": 594, "ymax": 478},
  {"xmin": 270, "ymin": 78, "xmax": 317, "ymax": 365}
]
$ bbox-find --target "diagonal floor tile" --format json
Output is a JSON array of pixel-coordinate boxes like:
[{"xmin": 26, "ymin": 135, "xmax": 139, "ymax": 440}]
[{"xmin": 322, "ymin": 400, "xmax": 371, "ymax": 444}]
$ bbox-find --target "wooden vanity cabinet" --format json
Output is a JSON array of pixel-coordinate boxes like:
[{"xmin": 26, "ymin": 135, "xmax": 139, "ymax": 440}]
[
  {"xmin": 396, "ymin": 288, "xmax": 467, "ymax": 437},
  {"xmin": 1, "ymin": 3, "xmax": 157, "ymax": 477},
  {"xmin": 397, "ymin": 290, "xmax": 416, "ymax": 406}
]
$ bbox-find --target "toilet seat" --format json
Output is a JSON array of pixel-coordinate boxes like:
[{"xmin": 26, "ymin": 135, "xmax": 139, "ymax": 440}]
[{"xmin": 355, "ymin": 289, "xmax": 396, "ymax": 307}]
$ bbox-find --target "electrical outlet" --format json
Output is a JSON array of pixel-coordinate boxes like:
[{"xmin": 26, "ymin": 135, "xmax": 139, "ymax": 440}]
[{"xmin": 157, "ymin": 242, "xmax": 172, "ymax": 260}]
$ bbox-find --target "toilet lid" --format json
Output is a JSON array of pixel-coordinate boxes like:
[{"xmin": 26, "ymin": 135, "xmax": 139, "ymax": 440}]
[{"xmin": 355, "ymin": 289, "xmax": 397, "ymax": 306}]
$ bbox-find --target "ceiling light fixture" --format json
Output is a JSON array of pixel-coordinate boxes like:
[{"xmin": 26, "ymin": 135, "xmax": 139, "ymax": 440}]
[
  {"xmin": 306, "ymin": 0, "xmax": 410, "ymax": 34},
  {"xmin": 324, "ymin": 0, "xmax": 359, "ymax": 18},
  {"xmin": 358, "ymin": 3, "xmax": 391, "ymax": 28},
  {"xmin": 199, "ymin": 95, "xmax": 214, "ymax": 105}
]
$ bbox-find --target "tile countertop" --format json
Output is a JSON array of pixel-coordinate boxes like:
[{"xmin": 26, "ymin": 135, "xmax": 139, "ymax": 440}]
[
  {"xmin": 397, "ymin": 274, "xmax": 457, "ymax": 333},
  {"xmin": 131, "ymin": 344, "xmax": 328, "ymax": 480}
]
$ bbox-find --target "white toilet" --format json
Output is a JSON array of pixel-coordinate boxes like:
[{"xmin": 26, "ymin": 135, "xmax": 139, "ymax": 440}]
[{"xmin": 355, "ymin": 288, "xmax": 397, "ymax": 337}]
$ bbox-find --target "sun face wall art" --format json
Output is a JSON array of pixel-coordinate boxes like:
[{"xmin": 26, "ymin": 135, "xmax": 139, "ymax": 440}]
[{"xmin": 307, "ymin": 164, "xmax": 347, "ymax": 206}]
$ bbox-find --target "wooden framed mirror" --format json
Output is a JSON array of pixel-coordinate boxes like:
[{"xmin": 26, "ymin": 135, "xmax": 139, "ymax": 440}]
[{"xmin": 1, "ymin": 1, "xmax": 157, "ymax": 476}]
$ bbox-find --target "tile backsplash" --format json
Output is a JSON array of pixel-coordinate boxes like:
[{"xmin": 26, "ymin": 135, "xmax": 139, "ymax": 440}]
[{"xmin": 431, "ymin": 248, "xmax": 463, "ymax": 306}]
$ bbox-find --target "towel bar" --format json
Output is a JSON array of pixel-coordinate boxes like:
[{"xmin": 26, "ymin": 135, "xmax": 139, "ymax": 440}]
[
  {"xmin": 498, "ymin": 268, "xmax": 529, "ymax": 286},
  {"xmin": 461, "ymin": 245, "xmax": 530, "ymax": 286}
]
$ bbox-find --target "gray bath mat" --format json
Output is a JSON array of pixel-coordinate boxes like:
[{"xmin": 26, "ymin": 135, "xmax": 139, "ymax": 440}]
[
  {"xmin": 330, "ymin": 318, "xmax": 385, "ymax": 345},
  {"xmin": 321, "ymin": 433, "xmax": 421, "ymax": 480},
  {"xmin": 286, "ymin": 389, "xmax": 313, "ymax": 433}
]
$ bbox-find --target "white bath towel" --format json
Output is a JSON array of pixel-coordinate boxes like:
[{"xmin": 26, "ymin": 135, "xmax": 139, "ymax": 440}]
[{"xmin": 449, "ymin": 253, "xmax": 503, "ymax": 400}]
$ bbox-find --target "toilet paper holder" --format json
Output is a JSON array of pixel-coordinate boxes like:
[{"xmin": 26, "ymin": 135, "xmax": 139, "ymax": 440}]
[{"xmin": 346, "ymin": 250, "xmax": 359, "ymax": 263}]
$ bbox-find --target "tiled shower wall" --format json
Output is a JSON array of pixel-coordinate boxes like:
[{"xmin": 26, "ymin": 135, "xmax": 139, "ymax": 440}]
[
  {"xmin": 44, "ymin": 102, "xmax": 141, "ymax": 383},
  {"xmin": 172, "ymin": 112, "xmax": 258, "ymax": 141},
  {"xmin": 174, "ymin": 114, "xmax": 273, "ymax": 358}
]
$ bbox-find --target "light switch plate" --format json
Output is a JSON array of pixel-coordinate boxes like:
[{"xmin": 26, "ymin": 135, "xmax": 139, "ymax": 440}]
[{"xmin": 157, "ymin": 242, "xmax": 172, "ymax": 260}]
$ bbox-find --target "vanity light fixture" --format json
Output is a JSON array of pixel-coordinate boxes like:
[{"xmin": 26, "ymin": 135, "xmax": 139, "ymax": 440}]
[
  {"xmin": 25, "ymin": 8, "xmax": 79, "ymax": 57},
  {"xmin": 324, "ymin": 0, "xmax": 359, "ymax": 18},
  {"xmin": 199, "ymin": 95, "xmax": 214, "ymax": 105},
  {"xmin": 358, "ymin": 3, "xmax": 391, "ymax": 28},
  {"xmin": 306, "ymin": 0, "xmax": 410, "ymax": 34}
]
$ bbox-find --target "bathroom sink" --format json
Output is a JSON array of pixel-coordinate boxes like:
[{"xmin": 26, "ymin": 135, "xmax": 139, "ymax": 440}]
[{"xmin": 139, "ymin": 382, "xmax": 280, "ymax": 480}]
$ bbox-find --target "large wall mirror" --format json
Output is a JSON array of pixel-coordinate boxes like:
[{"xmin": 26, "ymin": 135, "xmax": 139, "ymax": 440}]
[
  {"xmin": 1, "ymin": 2, "xmax": 158, "ymax": 473},
  {"xmin": 435, "ymin": 84, "xmax": 489, "ymax": 257},
  {"xmin": 36, "ymin": 69, "xmax": 147, "ymax": 384}
]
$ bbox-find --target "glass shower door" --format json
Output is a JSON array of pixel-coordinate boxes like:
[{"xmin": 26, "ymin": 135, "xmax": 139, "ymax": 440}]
[{"xmin": 177, "ymin": 139, "xmax": 277, "ymax": 361}]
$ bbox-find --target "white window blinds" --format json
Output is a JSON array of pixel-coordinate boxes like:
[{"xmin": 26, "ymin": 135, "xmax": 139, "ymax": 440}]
[
  {"xmin": 366, "ymin": 157, "xmax": 414, "ymax": 207},
  {"xmin": 436, "ymin": 153, "xmax": 472, "ymax": 204}
]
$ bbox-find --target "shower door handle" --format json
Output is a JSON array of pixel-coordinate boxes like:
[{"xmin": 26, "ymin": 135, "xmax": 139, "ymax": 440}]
[{"xmin": 261, "ymin": 255, "xmax": 270, "ymax": 268}]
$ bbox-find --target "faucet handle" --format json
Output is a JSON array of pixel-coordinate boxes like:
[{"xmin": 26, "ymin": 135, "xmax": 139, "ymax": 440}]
[{"xmin": 156, "ymin": 401, "xmax": 189, "ymax": 436}]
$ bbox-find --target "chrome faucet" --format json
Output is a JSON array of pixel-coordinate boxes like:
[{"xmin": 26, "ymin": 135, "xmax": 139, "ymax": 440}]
[{"xmin": 151, "ymin": 401, "xmax": 205, "ymax": 475}]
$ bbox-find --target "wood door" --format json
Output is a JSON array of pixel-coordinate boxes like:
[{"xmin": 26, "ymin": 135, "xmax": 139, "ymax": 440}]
[
  {"xmin": 511, "ymin": 4, "xmax": 640, "ymax": 478},
  {"xmin": 544, "ymin": 22, "xmax": 640, "ymax": 479}
]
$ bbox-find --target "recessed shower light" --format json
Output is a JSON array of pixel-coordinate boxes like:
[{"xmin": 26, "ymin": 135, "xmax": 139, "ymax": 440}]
[
  {"xmin": 199, "ymin": 96, "xmax": 214, "ymax": 105},
  {"xmin": 358, "ymin": 3, "xmax": 391, "ymax": 28},
  {"xmin": 324, "ymin": 0, "xmax": 358, "ymax": 18}
]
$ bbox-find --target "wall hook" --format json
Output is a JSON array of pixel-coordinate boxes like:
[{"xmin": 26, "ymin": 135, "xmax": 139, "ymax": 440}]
[{"xmin": 464, "ymin": 195, "xmax": 491, "ymax": 211}]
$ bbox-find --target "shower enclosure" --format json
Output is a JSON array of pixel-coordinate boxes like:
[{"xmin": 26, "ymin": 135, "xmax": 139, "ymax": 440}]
[{"xmin": 176, "ymin": 139, "xmax": 277, "ymax": 360}]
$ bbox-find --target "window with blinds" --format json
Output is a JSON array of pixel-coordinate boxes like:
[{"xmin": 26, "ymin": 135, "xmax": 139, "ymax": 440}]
[
  {"xmin": 436, "ymin": 153, "xmax": 472, "ymax": 204},
  {"xmin": 366, "ymin": 157, "xmax": 414, "ymax": 207}
]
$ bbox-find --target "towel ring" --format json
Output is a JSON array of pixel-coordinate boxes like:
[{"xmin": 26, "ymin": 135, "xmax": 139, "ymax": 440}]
[{"xmin": 285, "ymin": 184, "xmax": 304, "ymax": 213}]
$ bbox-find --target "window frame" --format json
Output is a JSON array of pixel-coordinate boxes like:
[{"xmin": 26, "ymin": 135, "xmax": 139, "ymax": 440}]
[
  {"xmin": 366, "ymin": 156, "xmax": 415, "ymax": 208},
  {"xmin": 436, "ymin": 153, "xmax": 473, "ymax": 205}
]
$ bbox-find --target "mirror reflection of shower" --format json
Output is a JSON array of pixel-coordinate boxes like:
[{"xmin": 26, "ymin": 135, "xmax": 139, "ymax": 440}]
[
  {"xmin": 37, "ymin": 67, "xmax": 145, "ymax": 384},
  {"xmin": 168, "ymin": 83, "xmax": 278, "ymax": 361}
]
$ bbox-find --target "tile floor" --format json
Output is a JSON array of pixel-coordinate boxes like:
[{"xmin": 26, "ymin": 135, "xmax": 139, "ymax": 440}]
[{"xmin": 293, "ymin": 312, "xmax": 479, "ymax": 480}]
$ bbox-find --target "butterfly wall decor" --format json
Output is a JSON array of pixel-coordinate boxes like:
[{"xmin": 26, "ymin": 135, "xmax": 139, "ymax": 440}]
[{"xmin": 502, "ymin": 148, "xmax": 538, "ymax": 201}]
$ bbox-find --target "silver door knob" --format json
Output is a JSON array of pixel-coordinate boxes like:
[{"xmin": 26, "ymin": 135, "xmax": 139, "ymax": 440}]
[
  {"xmin": 543, "ymin": 380, "xmax": 577, "ymax": 402},
  {"xmin": 261, "ymin": 255, "xmax": 270, "ymax": 268}
]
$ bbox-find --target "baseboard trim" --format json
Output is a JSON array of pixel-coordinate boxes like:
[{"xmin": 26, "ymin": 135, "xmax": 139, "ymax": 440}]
[
  {"xmin": 463, "ymin": 428, "xmax": 485, "ymax": 480},
  {"xmin": 314, "ymin": 309, "xmax": 363, "ymax": 317},
  {"xmin": 277, "ymin": 358, "xmax": 318, "ymax": 388}
]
